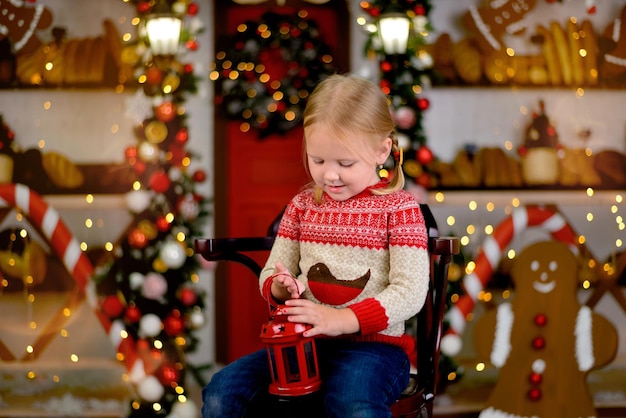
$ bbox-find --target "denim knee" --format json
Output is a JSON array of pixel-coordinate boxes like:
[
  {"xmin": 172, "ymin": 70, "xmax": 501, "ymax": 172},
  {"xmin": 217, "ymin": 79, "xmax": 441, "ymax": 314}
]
[{"xmin": 201, "ymin": 349, "xmax": 270, "ymax": 418}]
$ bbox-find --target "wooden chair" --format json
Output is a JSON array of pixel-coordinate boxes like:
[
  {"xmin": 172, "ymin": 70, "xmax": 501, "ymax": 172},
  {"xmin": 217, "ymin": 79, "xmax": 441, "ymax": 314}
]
[{"xmin": 194, "ymin": 204, "xmax": 459, "ymax": 418}]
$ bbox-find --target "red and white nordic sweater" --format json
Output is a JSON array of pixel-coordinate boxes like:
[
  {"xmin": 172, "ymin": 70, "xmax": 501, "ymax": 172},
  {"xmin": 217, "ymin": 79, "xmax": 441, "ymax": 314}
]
[{"xmin": 260, "ymin": 183, "xmax": 430, "ymax": 356}]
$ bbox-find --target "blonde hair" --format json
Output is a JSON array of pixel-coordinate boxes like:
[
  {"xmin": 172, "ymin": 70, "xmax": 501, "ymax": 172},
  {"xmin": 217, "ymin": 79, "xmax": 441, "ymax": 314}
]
[{"xmin": 302, "ymin": 74, "xmax": 404, "ymax": 202}]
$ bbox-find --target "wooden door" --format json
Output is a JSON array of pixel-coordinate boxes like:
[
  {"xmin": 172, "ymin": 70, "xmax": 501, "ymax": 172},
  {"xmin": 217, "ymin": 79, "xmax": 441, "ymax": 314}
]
[{"xmin": 213, "ymin": 0, "xmax": 350, "ymax": 364}]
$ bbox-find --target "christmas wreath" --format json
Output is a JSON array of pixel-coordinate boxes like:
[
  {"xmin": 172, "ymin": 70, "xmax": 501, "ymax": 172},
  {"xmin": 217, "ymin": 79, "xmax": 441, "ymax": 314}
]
[{"xmin": 212, "ymin": 11, "xmax": 337, "ymax": 138}]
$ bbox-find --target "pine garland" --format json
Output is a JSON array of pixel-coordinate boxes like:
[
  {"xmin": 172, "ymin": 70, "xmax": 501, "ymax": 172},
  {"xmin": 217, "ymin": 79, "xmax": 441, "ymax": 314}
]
[
  {"xmin": 211, "ymin": 11, "xmax": 337, "ymax": 138},
  {"xmin": 360, "ymin": 0, "xmax": 436, "ymax": 187},
  {"xmin": 94, "ymin": 2, "xmax": 210, "ymax": 417}
]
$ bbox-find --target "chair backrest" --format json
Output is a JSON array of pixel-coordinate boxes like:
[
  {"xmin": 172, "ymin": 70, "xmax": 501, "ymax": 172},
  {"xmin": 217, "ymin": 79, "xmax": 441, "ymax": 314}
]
[{"xmin": 194, "ymin": 204, "xmax": 459, "ymax": 418}]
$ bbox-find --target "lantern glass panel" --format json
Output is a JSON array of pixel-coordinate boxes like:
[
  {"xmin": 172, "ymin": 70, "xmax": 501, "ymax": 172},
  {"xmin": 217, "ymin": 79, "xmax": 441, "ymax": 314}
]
[
  {"xmin": 281, "ymin": 346, "xmax": 302, "ymax": 383},
  {"xmin": 304, "ymin": 341, "xmax": 317, "ymax": 377}
]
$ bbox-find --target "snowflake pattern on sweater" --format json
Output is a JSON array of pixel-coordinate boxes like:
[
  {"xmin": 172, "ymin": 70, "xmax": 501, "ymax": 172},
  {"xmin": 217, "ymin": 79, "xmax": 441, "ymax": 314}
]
[{"xmin": 260, "ymin": 185, "xmax": 430, "ymax": 355}]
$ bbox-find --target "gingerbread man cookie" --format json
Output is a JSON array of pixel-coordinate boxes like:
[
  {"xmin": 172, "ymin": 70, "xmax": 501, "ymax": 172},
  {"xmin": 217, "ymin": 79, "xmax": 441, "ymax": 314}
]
[
  {"xmin": 473, "ymin": 241, "xmax": 618, "ymax": 418},
  {"xmin": 599, "ymin": 3, "xmax": 626, "ymax": 85},
  {"xmin": 0, "ymin": 0, "xmax": 53, "ymax": 54},
  {"xmin": 462, "ymin": 0, "xmax": 537, "ymax": 54}
]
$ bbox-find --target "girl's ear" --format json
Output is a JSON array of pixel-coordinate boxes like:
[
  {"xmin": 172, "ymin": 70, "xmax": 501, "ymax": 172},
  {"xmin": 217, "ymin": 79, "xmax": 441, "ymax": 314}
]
[{"xmin": 376, "ymin": 137, "xmax": 393, "ymax": 165}]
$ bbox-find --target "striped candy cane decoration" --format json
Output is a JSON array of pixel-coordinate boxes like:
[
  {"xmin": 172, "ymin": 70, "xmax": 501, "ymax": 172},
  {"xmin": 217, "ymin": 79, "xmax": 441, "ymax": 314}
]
[
  {"xmin": 0, "ymin": 183, "xmax": 143, "ymax": 379},
  {"xmin": 441, "ymin": 205, "xmax": 579, "ymax": 356}
]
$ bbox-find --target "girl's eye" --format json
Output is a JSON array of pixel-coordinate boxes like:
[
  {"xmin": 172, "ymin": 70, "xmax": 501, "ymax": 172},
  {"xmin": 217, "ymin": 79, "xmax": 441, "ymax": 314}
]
[
  {"xmin": 311, "ymin": 159, "xmax": 323, "ymax": 165},
  {"xmin": 339, "ymin": 161, "xmax": 354, "ymax": 167}
]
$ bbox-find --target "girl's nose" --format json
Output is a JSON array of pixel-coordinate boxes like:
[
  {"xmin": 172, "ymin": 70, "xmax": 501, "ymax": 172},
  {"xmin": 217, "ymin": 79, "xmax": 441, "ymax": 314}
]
[{"xmin": 323, "ymin": 169, "xmax": 339, "ymax": 181}]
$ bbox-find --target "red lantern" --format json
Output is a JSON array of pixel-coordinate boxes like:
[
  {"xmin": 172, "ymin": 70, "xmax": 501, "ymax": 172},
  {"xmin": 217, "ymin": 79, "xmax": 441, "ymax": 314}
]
[{"xmin": 260, "ymin": 305, "xmax": 321, "ymax": 396}]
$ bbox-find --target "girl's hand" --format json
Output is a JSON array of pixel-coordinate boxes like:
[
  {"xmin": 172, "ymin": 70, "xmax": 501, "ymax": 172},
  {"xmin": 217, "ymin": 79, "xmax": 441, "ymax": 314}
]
[
  {"xmin": 271, "ymin": 262, "xmax": 305, "ymax": 300},
  {"xmin": 283, "ymin": 299, "xmax": 360, "ymax": 337}
]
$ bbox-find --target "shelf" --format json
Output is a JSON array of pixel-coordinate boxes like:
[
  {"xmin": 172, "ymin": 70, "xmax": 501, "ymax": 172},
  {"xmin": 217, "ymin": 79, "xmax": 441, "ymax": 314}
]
[
  {"xmin": 43, "ymin": 190, "xmax": 625, "ymax": 211},
  {"xmin": 44, "ymin": 194, "xmax": 127, "ymax": 210},
  {"xmin": 430, "ymin": 83, "xmax": 626, "ymax": 91},
  {"xmin": 427, "ymin": 189, "xmax": 624, "ymax": 207}
]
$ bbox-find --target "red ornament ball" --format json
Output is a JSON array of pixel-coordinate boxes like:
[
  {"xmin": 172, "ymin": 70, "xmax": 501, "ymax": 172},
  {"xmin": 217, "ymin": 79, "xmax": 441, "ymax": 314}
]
[
  {"xmin": 179, "ymin": 288, "xmax": 198, "ymax": 306},
  {"xmin": 416, "ymin": 146, "xmax": 434, "ymax": 165},
  {"xmin": 532, "ymin": 336, "xmax": 546, "ymax": 350},
  {"xmin": 125, "ymin": 305, "xmax": 142, "ymax": 323},
  {"xmin": 417, "ymin": 97, "xmax": 430, "ymax": 111},
  {"xmin": 156, "ymin": 215, "xmax": 171, "ymax": 232},
  {"xmin": 125, "ymin": 146, "xmax": 137, "ymax": 159},
  {"xmin": 380, "ymin": 61, "xmax": 393, "ymax": 73},
  {"xmin": 186, "ymin": 40, "xmax": 199, "ymax": 51},
  {"xmin": 183, "ymin": 63, "xmax": 194, "ymax": 74},
  {"xmin": 164, "ymin": 312, "xmax": 185, "ymax": 336},
  {"xmin": 187, "ymin": 2, "xmax": 199, "ymax": 15},
  {"xmin": 159, "ymin": 364, "xmax": 180, "ymax": 386},
  {"xmin": 192, "ymin": 169, "xmax": 207, "ymax": 183},
  {"xmin": 175, "ymin": 127, "xmax": 189, "ymax": 144},
  {"xmin": 102, "ymin": 295, "xmax": 125, "ymax": 318},
  {"xmin": 149, "ymin": 170, "xmax": 171, "ymax": 193},
  {"xmin": 155, "ymin": 101, "xmax": 177, "ymax": 123},
  {"xmin": 145, "ymin": 66, "xmax": 164, "ymax": 86},
  {"xmin": 128, "ymin": 228, "xmax": 149, "ymax": 249},
  {"xmin": 137, "ymin": 1, "xmax": 151, "ymax": 13}
]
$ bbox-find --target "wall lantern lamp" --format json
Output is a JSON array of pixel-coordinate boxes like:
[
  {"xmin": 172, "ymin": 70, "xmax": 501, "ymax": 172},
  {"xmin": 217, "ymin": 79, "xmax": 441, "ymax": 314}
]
[
  {"xmin": 260, "ymin": 304, "xmax": 321, "ymax": 397},
  {"xmin": 145, "ymin": 0, "xmax": 182, "ymax": 57},
  {"xmin": 377, "ymin": 12, "xmax": 411, "ymax": 55}
]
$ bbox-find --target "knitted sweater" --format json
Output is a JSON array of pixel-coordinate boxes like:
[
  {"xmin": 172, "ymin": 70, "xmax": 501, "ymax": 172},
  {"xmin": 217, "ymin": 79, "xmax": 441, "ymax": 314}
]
[{"xmin": 259, "ymin": 184, "xmax": 430, "ymax": 356}]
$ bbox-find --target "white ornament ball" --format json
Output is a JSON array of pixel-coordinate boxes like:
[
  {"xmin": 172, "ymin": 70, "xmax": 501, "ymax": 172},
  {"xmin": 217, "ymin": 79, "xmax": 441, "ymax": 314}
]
[
  {"xmin": 160, "ymin": 241, "xmax": 187, "ymax": 269},
  {"xmin": 167, "ymin": 399, "xmax": 199, "ymax": 418},
  {"xmin": 440, "ymin": 334, "xmax": 462, "ymax": 357},
  {"xmin": 138, "ymin": 141, "xmax": 160, "ymax": 163},
  {"xmin": 169, "ymin": 167, "xmax": 183, "ymax": 182},
  {"xmin": 394, "ymin": 106, "xmax": 417, "ymax": 130},
  {"xmin": 178, "ymin": 194, "xmax": 200, "ymax": 221},
  {"xmin": 129, "ymin": 272, "xmax": 145, "ymax": 290},
  {"xmin": 171, "ymin": 1, "xmax": 188, "ymax": 15},
  {"xmin": 397, "ymin": 132, "xmax": 411, "ymax": 150},
  {"xmin": 139, "ymin": 313, "xmax": 162, "ymax": 337},
  {"xmin": 189, "ymin": 310, "xmax": 205, "ymax": 329},
  {"xmin": 125, "ymin": 190, "xmax": 152, "ymax": 213},
  {"xmin": 137, "ymin": 375, "xmax": 165, "ymax": 402}
]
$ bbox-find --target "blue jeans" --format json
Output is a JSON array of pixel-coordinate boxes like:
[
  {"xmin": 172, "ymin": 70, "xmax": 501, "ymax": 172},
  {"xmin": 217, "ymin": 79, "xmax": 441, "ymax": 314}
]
[{"xmin": 201, "ymin": 339, "xmax": 410, "ymax": 418}]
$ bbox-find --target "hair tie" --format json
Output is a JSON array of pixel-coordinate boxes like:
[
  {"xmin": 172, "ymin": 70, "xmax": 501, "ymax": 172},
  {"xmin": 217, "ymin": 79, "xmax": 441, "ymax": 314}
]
[{"xmin": 393, "ymin": 149, "xmax": 403, "ymax": 166}]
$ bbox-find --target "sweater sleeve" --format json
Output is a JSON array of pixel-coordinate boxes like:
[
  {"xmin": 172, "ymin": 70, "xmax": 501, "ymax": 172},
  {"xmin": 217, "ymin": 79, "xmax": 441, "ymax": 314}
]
[
  {"xmin": 259, "ymin": 200, "xmax": 303, "ymax": 300},
  {"xmin": 349, "ymin": 200, "xmax": 430, "ymax": 335}
]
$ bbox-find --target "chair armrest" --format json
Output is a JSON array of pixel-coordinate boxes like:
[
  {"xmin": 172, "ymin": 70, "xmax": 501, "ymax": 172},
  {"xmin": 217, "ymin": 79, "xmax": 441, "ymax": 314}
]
[
  {"xmin": 430, "ymin": 236, "xmax": 460, "ymax": 257},
  {"xmin": 194, "ymin": 237, "xmax": 276, "ymax": 277}
]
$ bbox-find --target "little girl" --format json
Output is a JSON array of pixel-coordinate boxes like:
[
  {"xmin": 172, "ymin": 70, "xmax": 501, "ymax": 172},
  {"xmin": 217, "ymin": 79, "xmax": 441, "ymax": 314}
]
[{"xmin": 202, "ymin": 74, "xmax": 430, "ymax": 418}]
